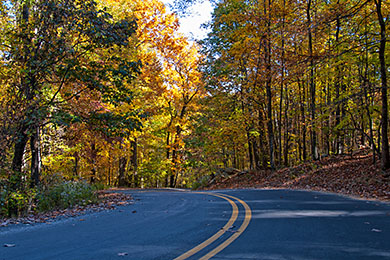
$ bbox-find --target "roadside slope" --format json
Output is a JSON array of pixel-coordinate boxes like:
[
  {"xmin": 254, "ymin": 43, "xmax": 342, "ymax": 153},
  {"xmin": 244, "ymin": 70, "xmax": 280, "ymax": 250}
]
[{"xmin": 206, "ymin": 150, "xmax": 390, "ymax": 201}]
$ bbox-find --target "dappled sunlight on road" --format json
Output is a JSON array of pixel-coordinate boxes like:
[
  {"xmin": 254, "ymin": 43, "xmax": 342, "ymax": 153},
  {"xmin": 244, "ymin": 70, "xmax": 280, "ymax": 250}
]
[
  {"xmin": 212, "ymin": 243, "xmax": 390, "ymax": 259},
  {"xmin": 251, "ymin": 209, "xmax": 387, "ymax": 218}
]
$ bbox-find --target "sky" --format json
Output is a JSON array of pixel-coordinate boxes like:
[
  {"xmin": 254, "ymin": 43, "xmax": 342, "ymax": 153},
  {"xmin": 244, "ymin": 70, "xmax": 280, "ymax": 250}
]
[{"xmin": 162, "ymin": 0, "xmax": 213, "ymax": 40}]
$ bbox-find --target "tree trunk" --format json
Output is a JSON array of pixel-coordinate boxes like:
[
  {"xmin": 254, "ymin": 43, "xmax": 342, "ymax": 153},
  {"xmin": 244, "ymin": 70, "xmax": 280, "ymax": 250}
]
[
  {"xmin": 363, "ymin": 6, "xmax": 376, "ymax": 163},
  {"xmin": 30, "ymin": 127, "xmax": 41, "ymax": 187},
  {"xmin": 171, "ymin": 125, "xmax": 182, "ymax": 188},
  {"xmin": 11, "ymin": 1, "xmax": 31, "ymax": 178},
  {"xmin": 118, "ymin": 156, "xmax": 127, "ymax": 187},
  {"xmin": 232, "ymin": 144, "xmax": 238, "ymax": 168},
  {"xmin": 11, "ymin": 124, "xmax": 29, "ymax": 174},
  {"xmin": 130, "ymin": 139, "xmax": 138, "ymax": 187},
  {"xmin": 90, "ymin": 142, "xmax": 97, "ymax": 184},
  {"xmin": 375, "ymin": 0, "xmax": 390, "ymax": 169},
  {"xmin": 284, "ymin": 86, "xmax": 289, "ymax": 166},
  {"xmin": 307, "ymin": 0, "xmax": 317, "ymax": 160},
  {"xmin": 222, "ymin": 147, "xmax": 228, "ymax": 168},
  {"xmin": 253, "ymin": 138, "xmax": 261, "ymax": 170},
  {"xmin": 73, "ymin": 151, "xmax": 79, "ymax": 179},
  {"xmin": 298, "ymin": 78, "xmax": 307, "ymax": 161},
  {"xmin": 334, "ymin": 4, "xmax": 342, "ymax": 154},
  {"xmin": 247, "ymin": 131, "xmax": 254, "ymax": 170},
  {"xmin": 280, "ymin": 0, "xmax": 286, "ymax": 167},
  {"xmin": 258, "ymin": 110, "xmax": 268, "ymax": 168},
  {"xmin": 165, "ymin": 131, "xmax": 170, "ymax": 187},
  {"xmin": 265, "ymin": 0, "xmax": 275, "ymax": 170}
]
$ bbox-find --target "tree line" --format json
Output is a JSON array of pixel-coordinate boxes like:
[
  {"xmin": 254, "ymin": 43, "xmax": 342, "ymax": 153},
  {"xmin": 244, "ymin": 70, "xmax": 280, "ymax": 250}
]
[
  {"xmin": 0, "ymin": 0, "xmax": 203, "ymax": 200},
  {"xmin": 195, "ymin": 0, "xmax": 389, "ymax": 173},
  {"xmin": 0, "ymin": 0, "xmax": 389, "ymax": 201}
]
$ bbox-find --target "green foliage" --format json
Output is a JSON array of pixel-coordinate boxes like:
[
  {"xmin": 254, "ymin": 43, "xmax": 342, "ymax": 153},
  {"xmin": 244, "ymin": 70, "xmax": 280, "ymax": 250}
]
[
  {"xmin": 92, "ymin": 182, "xmax": 108, "ymax": 191},
  {"xmin": 191, "ymin": 175, "xmax": 211, "ymax": 190},
  {"xmin": 0, "ymin": 175, "xmax": 36, "ymax": 217},
  {"xmin": 37, "ymin": 181, "xmax": 98, "ymax": 212},
  {"xmin": 0, "ymin": 0, "xmax": 142, "ymax": 179},
  {"xmin": 0, "ymin": 172, "xmax": 99, "ymax": 217},
  {"xmin": 88, "ymin": 111, "xmax": 143, "ymax": 138}
]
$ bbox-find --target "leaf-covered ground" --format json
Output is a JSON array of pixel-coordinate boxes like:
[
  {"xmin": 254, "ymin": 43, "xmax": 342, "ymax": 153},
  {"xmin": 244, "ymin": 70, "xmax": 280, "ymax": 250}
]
[
  {"xmin": 0, "ymin": 191, "xmax": 132, "ymax": 227},
  {"xmin": 207, "ymin": 149, "xmax": 390, "ymax": 201}
]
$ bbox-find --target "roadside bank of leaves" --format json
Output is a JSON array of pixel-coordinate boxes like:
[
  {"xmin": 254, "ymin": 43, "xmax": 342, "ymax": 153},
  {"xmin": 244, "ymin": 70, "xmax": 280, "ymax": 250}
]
[
  {"xmin": 0, "ymin": 190, "xmax": 132, "ymax": 227},
  {"xmin": 206, "ymin": 149, "xmax": 390, "ymax": 201}
]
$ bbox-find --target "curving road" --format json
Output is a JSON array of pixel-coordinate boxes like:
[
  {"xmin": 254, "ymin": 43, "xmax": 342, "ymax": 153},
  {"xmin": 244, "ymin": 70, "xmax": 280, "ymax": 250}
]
[{"xmin": 1, "ymin": 189, "xmax": 390, "ymax": 259}]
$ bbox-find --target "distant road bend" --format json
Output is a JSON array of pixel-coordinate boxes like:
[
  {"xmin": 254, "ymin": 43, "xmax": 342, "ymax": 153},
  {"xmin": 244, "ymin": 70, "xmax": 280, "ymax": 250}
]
[{"xmin": 1, "ymin": 189, "xmax": 390, "ymax": 259}]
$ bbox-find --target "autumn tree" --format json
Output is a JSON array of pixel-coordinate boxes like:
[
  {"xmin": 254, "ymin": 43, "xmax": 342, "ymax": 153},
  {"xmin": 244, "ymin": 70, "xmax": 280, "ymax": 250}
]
[
  {"xmin": 374, "ymin": 0, "xmax": 390, "ymax": 169},
  {"xmin": 197, "ymin": 0, "xmax": 389, "ymax": 178},
  {"xmin": 1, "ymin": 0, "xmax": 140, "ymax": 187}
]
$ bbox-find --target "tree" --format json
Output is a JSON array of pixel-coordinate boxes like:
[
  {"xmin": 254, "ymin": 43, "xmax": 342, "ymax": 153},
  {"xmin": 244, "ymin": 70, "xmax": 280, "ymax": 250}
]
[
  {"xmin": 374, "ymin": 0, "xmax": 390, "ymax": 170},
  {"xmin": 4, "ymin": 0, "xmax": 140, "ymax": 187},
  {"xmin": 198, "ymin": 0, "xmax": 388, "ymax": 177}
]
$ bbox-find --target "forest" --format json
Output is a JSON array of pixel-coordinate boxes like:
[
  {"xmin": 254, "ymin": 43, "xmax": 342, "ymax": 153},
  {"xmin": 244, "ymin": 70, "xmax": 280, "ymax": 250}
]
[{"xmin": 0, "ymin": 0, "xmax": 389, "ymax": 216}]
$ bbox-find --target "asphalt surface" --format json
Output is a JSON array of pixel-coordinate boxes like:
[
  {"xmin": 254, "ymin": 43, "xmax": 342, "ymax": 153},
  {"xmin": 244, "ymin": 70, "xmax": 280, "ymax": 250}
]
[{"xmin": 1, "ymin": 189, "xmax": 390, "ymax": 260}]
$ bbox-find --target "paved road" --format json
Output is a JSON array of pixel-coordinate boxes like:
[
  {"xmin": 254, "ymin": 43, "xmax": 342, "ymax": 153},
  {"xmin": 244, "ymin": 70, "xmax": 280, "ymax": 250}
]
[{"xmin": 1, "ymin": 189, "xmax": 390, "ymax": 259}]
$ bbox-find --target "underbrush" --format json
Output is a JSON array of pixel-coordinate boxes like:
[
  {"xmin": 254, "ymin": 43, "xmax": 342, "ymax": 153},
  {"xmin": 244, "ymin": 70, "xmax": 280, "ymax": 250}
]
[
  {"xmin": 37, "ymin": 181, "xmax": 98, "ymax": 212},
  {"xmin": 1, "ymin": 174, "xmax": 102, "ymax": 218}
]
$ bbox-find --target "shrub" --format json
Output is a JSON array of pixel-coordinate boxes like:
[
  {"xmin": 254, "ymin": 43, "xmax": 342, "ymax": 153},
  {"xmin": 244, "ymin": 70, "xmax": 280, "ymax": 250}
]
[
  {"xmin": 37, "ymin": 181, "xmax": 98, "ymax": 212},
  {"xmin": 1, "ymin": 174, "xmax": 100, "ymax": 217},
  {"xmin": 7, "ymin": 189, "xmax": 37, "ymax": 217},
  {"xmin": 0, "ymin": 176, "xmax": 36, "ymax": 218},
  {"xmin": 191, "ymin": 175, "xmax": 211, "ymax": 190},
  {"xmin": 92, "ymin": 182, "xmax": 107, "ymax": 191}
]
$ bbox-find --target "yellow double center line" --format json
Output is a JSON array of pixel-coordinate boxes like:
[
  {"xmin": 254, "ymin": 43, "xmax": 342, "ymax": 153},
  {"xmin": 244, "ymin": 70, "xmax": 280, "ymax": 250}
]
[{"xmin": 174, "ymin": 192, "xmax": 252, "ymax": 260}]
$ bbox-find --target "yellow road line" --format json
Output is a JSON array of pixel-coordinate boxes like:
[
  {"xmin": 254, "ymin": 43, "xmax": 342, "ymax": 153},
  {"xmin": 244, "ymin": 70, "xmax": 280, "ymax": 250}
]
[
  {"xmin": 173, "ymin": 193, "xmax": 239, "ymax": 260},
  {"xmin": 199, "ymin": 194, "xmax": 252, "ymax": 260}
]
